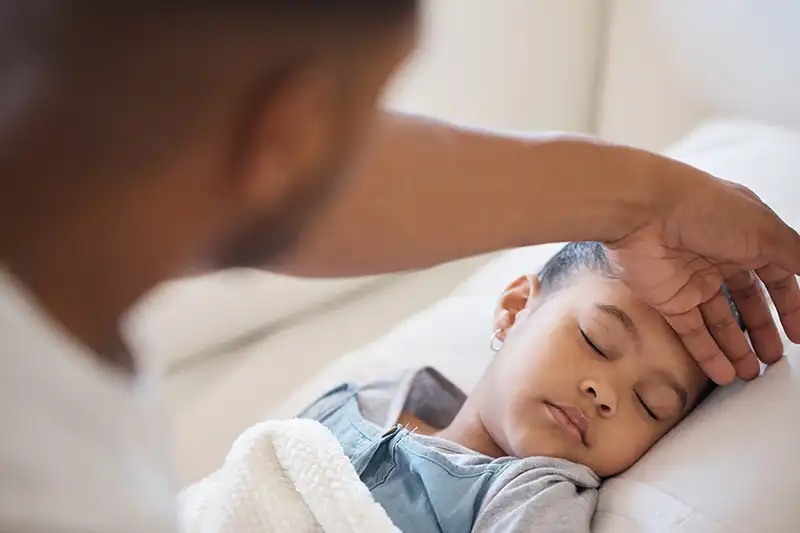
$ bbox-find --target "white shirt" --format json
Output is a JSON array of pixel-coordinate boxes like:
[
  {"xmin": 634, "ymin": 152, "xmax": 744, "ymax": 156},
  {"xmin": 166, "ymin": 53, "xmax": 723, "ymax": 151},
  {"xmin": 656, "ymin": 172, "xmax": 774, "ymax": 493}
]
[{"xmin": 0, "ymin": 269, "xmax": 178, "ymax": 533}]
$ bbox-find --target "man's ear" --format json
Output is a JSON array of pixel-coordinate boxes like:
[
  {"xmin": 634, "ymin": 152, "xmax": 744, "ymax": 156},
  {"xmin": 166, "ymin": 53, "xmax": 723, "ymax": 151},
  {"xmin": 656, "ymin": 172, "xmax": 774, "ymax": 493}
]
[
  {"xmin": 233, "ymin": 62, "xmax": 339, "ymax": 211},
  {"xmin": 493, "ymin": 274, "xmax": 541, "ymax": 342}
]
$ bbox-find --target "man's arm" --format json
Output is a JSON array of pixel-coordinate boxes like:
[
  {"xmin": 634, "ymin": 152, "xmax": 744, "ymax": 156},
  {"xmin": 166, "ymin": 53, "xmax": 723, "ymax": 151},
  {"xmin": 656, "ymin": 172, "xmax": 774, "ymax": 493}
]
[
  {"xmin": 269, "ymin": 111, "xmax": 800, "ymax": 385},
  {"xmin": 272, "ymin": 111, "xmax": 665, "ymax": 277}
]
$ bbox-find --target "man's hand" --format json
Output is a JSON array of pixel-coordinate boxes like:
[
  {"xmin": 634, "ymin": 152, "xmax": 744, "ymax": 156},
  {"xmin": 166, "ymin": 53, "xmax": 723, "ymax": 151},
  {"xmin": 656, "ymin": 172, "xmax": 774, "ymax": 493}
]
[{"xmin": 605, "ymin": 169, "xmax": 800, "ymax": 384}]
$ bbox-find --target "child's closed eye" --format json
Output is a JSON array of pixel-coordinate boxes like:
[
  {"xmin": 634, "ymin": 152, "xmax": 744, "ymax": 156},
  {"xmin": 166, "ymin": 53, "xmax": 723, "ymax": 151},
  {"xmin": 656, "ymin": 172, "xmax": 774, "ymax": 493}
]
[
  {"xmin": 580, "ymin": 328, "xmax": 607, "ymax": 359},
  {"xmin": 635, "ymin": 392, "xmax": 659, "ymax": 421},
  {"xmin": 582, "ymin": 327, "xmax": 663, "ymax": 421}
]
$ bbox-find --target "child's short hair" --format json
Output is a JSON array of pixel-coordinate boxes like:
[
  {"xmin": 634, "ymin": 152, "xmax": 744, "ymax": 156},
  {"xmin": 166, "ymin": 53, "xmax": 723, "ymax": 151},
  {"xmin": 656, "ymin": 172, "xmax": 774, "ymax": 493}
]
[{"xmin": 537, "ymin": 242, "xmax": 744, "ymax": 330}]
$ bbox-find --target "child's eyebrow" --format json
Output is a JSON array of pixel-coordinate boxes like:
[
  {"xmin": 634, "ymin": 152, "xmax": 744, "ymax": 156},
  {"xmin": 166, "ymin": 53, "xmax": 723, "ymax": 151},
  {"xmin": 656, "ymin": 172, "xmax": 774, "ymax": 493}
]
[{"xmin": 596, "ymin": 304, "xmax": 641, "ymax": 346}]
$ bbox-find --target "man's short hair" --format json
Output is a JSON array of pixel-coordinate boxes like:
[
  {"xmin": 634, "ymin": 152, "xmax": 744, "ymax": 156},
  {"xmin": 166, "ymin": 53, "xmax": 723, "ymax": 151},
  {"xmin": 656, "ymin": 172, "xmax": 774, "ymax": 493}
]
[{"xmin": 0, "ymin": 0, "xmax": 419, "ymax": 181}]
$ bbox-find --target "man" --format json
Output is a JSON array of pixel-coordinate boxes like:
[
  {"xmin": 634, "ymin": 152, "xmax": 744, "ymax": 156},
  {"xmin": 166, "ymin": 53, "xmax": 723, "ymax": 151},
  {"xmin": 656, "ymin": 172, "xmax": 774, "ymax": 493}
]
[{"xmin": 0, "ymin": 2, "xmax": 798, "ymax": 532}]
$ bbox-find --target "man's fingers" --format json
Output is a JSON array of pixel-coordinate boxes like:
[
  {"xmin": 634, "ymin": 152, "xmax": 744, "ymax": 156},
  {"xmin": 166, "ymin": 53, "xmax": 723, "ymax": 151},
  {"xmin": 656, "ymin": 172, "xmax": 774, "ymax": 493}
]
[
  {"xmin": 699, "ymin": 291, "xmax": 760, "ymax": 380},
  {"xmin": 724, "ymin": 270, "xmax": 784, "ymax": 364},
  {"xmin": 761, "ymin": 217, "xmax": 800, "ymax": 275},
  {"xmin": 757, "ymin": 263, "xmax": 800, "ymax": 344},
  {"xmin": 664, "ymin": 307, "xmax": 736, "ymax": 385}
]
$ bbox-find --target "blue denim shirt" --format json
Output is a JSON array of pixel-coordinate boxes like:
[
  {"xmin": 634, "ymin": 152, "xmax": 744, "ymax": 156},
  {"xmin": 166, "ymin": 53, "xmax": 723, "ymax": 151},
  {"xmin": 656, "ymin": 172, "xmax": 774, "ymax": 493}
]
[{"xmin": 298, "ymin": 376, "xmax": 599, "ymax": 533}]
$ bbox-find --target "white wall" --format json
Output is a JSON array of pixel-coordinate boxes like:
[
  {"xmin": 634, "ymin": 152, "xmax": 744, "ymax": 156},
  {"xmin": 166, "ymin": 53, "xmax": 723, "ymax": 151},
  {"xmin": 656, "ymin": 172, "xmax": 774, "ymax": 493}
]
[
  {"xmin": 385, "ymin": 0, "xmax": 608, "ymax": 133},
  {"xmin": 596, "ymin": 1, "xmax": 707, "ymax": 151},
  {"xmin": 598, "ymin": 0, "xmax": 800, "ymax": 151}
]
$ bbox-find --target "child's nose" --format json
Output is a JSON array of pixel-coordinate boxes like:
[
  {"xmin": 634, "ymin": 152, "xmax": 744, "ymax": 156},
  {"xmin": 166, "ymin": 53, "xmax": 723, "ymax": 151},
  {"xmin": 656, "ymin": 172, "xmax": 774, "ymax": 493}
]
[{"xmin": 580, "ymin": 379, "xmax": 618, "ymax": 417}]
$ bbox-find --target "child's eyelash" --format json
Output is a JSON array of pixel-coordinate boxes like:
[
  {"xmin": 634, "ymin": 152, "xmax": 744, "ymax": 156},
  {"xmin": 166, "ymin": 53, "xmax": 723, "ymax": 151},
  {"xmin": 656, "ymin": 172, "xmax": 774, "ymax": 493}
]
[
  {"xmin": 635, "ymin": 392, "xmax": 659, "ymax": 421},
  {"xmin": 580, "ymin": 328, "xmax": 607, "ymax": 359},
  {"xmin": 580, "ymin": 327, "xmax": 660, "ymax": 422}
]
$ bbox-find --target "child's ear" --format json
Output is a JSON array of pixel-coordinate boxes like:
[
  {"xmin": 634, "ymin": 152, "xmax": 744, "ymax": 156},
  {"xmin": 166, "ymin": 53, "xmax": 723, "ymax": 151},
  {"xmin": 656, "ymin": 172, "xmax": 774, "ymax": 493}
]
[{"xmin": 493, "ymin": 274, "xmax": 541, "ymax": 342}]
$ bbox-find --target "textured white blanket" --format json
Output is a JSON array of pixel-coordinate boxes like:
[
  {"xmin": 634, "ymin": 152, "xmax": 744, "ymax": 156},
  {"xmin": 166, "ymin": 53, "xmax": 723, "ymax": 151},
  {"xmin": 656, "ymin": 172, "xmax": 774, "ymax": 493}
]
[{"xmin": 179, "ymin": 419, "xmax": 400, "ymax": 533}]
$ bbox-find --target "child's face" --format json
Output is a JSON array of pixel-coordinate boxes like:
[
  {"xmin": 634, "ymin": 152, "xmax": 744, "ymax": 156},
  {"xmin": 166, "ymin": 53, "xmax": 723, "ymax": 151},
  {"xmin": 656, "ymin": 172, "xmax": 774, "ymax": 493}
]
[{"xmin": 478, "ymin": 270, "xmax": 709, "ymax": 477}]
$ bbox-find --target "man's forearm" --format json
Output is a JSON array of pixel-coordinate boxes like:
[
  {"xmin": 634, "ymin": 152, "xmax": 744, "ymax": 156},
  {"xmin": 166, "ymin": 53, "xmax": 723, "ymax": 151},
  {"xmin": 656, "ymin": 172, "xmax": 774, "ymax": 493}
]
[{"xmin": 273, "ymin": 111, "xmax": 672, "ymax": 277}]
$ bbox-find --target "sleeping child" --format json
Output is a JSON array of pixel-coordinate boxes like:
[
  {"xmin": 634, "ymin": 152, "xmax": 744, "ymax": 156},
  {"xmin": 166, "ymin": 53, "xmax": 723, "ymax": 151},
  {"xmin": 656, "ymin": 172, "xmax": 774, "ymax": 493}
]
[{"xmin": 298, "ymin": 241, "xmax": 739, "ymax": 533}]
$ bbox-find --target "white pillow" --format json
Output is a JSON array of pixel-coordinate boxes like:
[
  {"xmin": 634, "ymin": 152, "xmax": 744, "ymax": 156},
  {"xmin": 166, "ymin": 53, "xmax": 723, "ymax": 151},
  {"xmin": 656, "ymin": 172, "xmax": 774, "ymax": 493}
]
[{"xmin": 274, "ymin": 119, "xmax": 800, "ymax": 532}]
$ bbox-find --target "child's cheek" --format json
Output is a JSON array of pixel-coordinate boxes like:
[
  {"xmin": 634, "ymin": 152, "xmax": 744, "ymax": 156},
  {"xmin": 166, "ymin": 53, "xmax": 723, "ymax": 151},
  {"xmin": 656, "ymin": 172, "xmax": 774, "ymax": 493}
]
[{"xmin": 596, "ymin": 441, "xmax": 648, "ymax": 477}]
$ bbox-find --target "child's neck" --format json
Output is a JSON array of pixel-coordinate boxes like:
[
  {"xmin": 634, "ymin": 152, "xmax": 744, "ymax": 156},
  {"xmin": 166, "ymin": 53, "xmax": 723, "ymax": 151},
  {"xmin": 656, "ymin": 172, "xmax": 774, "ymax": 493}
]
[{"xmin": 436, "ymin": 403, "xmax": 507, "ymax": 458}]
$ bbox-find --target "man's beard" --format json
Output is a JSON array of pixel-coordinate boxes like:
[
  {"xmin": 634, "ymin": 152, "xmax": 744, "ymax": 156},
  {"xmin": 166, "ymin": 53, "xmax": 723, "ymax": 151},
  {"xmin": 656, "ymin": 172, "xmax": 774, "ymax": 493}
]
[
  {"xmin": 212, "ymin": 157, "xmax": 349, "ymax": 270},
  {"xmin": 213, "ymin": 87, "xmax": 365, "ymax": 270}
]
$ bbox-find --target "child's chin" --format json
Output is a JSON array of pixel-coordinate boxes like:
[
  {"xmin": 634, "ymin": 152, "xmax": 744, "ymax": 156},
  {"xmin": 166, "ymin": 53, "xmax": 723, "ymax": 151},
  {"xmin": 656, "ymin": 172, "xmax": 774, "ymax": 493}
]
[{"xmin": 510, "ymin": 426, "xmax": 585, "ymax": 464}]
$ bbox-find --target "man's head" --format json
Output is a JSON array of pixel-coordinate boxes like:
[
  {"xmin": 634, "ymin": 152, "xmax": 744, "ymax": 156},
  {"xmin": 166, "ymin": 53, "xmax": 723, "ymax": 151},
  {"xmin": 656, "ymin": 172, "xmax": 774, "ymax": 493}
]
[
  {"xmin": 0, "ymin": 2, "xmax": 417, "ymax": 353},
  {"xmin": 1, "ymin": 1, "xmax": 417, "ymax": 265},
  {"xmin": 474, "ymin": 242, "xmax": 740, "ymax": 477}
]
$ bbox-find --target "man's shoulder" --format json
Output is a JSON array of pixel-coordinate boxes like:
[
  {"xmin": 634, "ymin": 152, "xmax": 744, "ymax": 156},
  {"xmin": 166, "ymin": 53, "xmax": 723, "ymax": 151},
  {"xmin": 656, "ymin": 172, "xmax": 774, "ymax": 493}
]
[{"xmin": 0, "ymin": 270, "xmax": 178, "ymax": 533}]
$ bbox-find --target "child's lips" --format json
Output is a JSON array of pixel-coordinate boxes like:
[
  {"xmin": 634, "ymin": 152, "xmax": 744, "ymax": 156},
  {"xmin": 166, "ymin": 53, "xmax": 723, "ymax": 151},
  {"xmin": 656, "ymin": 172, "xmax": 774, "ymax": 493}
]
[{"xmin": 545, "ymin": 403, "xmax": 589, "ymax": 446}]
